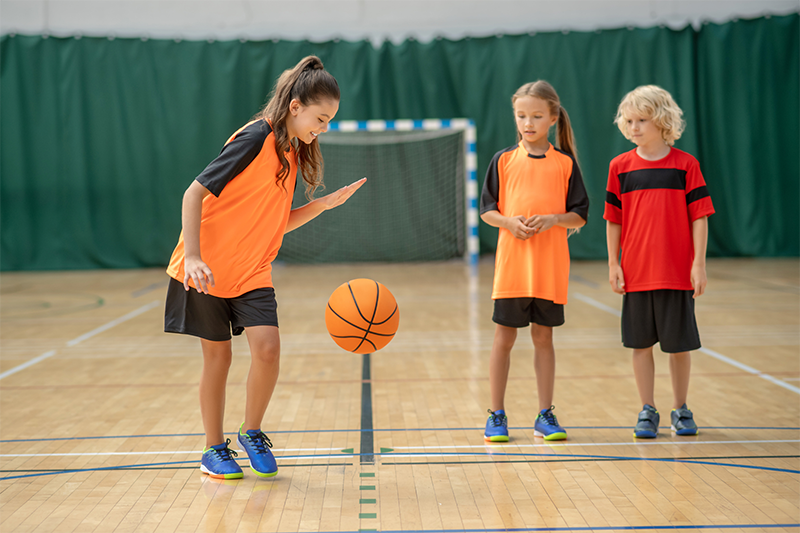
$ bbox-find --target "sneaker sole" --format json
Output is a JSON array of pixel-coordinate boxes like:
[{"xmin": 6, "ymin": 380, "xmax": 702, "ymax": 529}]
[
  {"xmin": 671, "ymin": 425, "xmax": 698, "ymax": 436},
  {"xmin": 633, "ymin": 430, "xmax": 658, "ymax": 438},
  {"xmin": 484, "ymin": 435, "xmax": 509, "ymax": 442},
  {"xmin": 534, "ymin": 430, "xmax": 567, "ymax": 441},
  {"xmin": 249, "ymin": 465, "xmax": 278, "ymax": 477},
  {"xmin": 200, "ymin": 464, "xmax": 243, "ymax": 479}
]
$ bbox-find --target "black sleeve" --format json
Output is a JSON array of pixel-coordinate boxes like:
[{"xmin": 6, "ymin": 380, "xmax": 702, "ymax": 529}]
[
  {"xmin": 196, "ymin": 120, "xmax": 270, "ymax": 197},
  {"xmin": 479, "ymin": 151, "xmax": 504, "ymax": 214},
  {"xmin": 566, "ymin": 156, "xmax": 590, "ymax": 222}
]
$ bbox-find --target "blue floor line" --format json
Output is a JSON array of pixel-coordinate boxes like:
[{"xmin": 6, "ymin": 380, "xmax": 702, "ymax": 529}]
[
  {"xmin": 274, "ymin": 526, "xmax": 800, "ymax": 532},
  {"xmin": 1, "ymin": 450, "xmax": 797, "ymax": 481}
]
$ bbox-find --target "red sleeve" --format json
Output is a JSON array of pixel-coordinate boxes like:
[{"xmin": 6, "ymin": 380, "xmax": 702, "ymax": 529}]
[
  {"xmin": 603, "ymin": 160, "xmax": 623, "ymax": 224},
  {"xmin": 685, "ymin": 158, "xmax": 715, "ymax": 221}
]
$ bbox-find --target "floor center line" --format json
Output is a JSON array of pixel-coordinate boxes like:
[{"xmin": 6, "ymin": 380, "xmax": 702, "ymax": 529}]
[{"xmin": 360, "ymin": 353, "xmax": 374, "ymax": 464}]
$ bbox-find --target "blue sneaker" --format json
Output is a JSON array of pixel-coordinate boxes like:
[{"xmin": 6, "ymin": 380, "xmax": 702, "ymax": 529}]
[
  {"xmin": 237, "ymin": 424, "xmax": 278, "ymax": 477},
  {"xmin": 534, "ymin": 406, "xmax": 567, "ymax": 441},
  {"xmin": 484, "ymin": 409, "xmax": 509, "ymax": 442},
  {"xmin": 200, "ymin": 439, "xmax": 243, "ymax": 479},
  {"xmin": 671, "ymin": 404, "xmax": 698, "ymax": 436},
  {"xmin": 634, "ymin": 404, "xmax": 660, "ymax": 438}
]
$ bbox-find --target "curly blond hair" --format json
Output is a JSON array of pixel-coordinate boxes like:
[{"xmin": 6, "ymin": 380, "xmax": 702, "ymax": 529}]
[{"xmin": 614, "ymin": 85, "xmax": 685, "ymax": 146}]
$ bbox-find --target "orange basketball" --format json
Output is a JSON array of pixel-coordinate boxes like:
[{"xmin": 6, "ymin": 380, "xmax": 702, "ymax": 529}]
[{"xmin": 325, "ymin": 279, "xmax": 399, "ymax": 354}]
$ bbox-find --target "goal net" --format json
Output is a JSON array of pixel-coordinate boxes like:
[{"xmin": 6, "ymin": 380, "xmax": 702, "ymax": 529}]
[{"xmin": 277, "ymin": 119, "xmax": 478, "ymax": 266}]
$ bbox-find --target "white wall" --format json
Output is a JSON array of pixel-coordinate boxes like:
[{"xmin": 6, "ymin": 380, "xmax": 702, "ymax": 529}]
[{"xmin": 1, "ymin": 0, "xmax": 798, "ymax": 43}]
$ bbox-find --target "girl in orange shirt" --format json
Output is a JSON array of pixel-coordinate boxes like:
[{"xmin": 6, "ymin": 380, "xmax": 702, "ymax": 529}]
[
  {"xmin": 480, "ymin": 81, "xmax": 589, "ymax": 442},
  {"xmin": 165, "ymin": 56, "xmax": 365, "ymax": 479}
]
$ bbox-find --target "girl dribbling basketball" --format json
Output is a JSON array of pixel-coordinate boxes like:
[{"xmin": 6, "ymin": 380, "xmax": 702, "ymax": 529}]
[{"xmin": 164, "ymin": 56, "xmax": 365, "ymax": 479}]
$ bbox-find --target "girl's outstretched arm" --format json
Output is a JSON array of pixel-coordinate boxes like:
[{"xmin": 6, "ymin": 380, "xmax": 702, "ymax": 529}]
[
  {"xmin": 285, "ymin": 177, "xmax": 367, "ymax": 233},
  {"xmin": 182, "ymin": 180, "xmax": 215, "ymax": 293}
]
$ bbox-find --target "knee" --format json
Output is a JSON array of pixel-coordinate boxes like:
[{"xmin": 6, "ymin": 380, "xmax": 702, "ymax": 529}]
[
  {"xmin": 530, "ymin": 326, "xmax": 553, "ymax": 348},
  {"xmin": 203, "ymin": 343, "xmax": 233, "ymax": 368},
  {"xmin": 670, "ymin": 351, "xmax": 691, "ymax": 363},
  {"xmin": 495, "ymin": 327, "xmax": 517, "ymax": 352},
  {"xmin": 251, "ymin": 341, "xmax": 280, "ymax": 366}
]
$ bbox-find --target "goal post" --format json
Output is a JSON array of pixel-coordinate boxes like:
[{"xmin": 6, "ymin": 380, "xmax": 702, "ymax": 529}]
[{"xmin": 276, "ymin": 118, "xmax": 478, "ymax": 267}]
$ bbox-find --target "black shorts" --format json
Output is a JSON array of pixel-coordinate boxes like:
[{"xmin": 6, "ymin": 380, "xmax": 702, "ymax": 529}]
[
  {"xmin": 164, "ymin": 277, "xmax": 278, "ymax": 342},
  {"xmin": 621, "ymin": 290, "xmax": 700, "ymax": 353},
  {"xmin": 493, "ymin": 297, "xmax": 565, "ymax": 328}
]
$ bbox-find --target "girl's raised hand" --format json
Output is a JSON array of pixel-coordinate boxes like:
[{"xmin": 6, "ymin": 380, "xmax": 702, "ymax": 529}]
[
  {"xmin": 321, "ymin": 177, "xmax": 367, "ymax": 210},
  {"xmin": 184, "ymin": 256, "xmax": 215, "ymax": 293}
]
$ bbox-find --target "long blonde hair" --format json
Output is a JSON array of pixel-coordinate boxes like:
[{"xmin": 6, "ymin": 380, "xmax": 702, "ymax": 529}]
[
  {"xmin": 258, "ymin": 55, "xmax": 340, "ymax": 199},
  {"xmin": 511, "ymin": 81, "xmax": 579, "ymax": 161}
]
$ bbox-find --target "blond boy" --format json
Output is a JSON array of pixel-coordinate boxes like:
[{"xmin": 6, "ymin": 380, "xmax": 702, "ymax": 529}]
[{"xmin": 604, "ymin": 85, "xmax": 714, "ymax": 438}]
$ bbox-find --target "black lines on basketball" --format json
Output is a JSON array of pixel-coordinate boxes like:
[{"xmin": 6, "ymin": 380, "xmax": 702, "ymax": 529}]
[{"xmin": 326, "ymin": 279, "xmax": 400, "ymax": 354}]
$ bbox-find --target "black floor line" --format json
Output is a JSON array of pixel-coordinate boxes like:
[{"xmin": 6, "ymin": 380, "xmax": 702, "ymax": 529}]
[{"xmin": 360, "ymin": 353, "xmax": 374, "ymax": 464}]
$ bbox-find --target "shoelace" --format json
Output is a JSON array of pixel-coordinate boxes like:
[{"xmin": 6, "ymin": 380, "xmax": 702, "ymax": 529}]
[
  {"xmin": 486, "ymin": 409, "xmax": 505, "ymax": 427},
  {"xmin": 540, "ymin": 406, "xmax": 558, "ymax": 426},
  {"xmin": 211, "ymin": 438, "xmax": 238, "ymax": 461},
  {"xmin": 245, "ymin": 430, "xmax": 274, "ymax": 454}
]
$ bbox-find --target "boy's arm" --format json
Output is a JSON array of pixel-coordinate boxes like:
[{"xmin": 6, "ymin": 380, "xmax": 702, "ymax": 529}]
[
  {"xmin": 691, "ymin": 216, "xmax": 709, "ymax": 298},
  {"xmin": 285, "ymin": 178, "xmax": 366, "ymax": 233},
  {"xmin": 606, "ymin": 221, "xmax": 625, "ymax": 294},
  {"xmin": 182, "ymin": 180, "xmax": 215, "ymax": 293},
  {"xmin": 481, "ymin": 210, "xmax": 534, "ymax": 240}
]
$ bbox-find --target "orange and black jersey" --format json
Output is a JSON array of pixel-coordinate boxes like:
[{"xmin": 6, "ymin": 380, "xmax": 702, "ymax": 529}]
[
  {"xmin": 166, "ymin": 119, "xmax": 297, "ymax": 298},
  {"xmin": 604, "ymin": 147, "xmax": 714, "ymax": 292},
  {"xmin": 480, "ymin": 143, "xmax": 589, "ymax": 304}
]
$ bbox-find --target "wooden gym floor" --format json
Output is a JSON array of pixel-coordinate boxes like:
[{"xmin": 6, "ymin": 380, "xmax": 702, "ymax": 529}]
[{"xmin": 0, "ymin": 258, "xmax": 798, "ymax": 533}]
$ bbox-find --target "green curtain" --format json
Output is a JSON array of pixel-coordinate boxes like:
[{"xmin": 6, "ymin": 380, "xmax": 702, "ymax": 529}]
[
  {"xmin": 1, "ymin": 13, "xmax": 797, "ymax": 270},
  {"xmin": 696, "ymin": 15, "xmax": 800, "ymax": 256}
]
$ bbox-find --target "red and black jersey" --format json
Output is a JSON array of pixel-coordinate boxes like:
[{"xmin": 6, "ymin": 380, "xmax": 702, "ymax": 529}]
[{"xmin": 603, "ymin": 147, "xmax": 714, "ymax": 292}]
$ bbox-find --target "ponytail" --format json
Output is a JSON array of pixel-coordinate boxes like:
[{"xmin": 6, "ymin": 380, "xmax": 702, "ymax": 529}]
[
  {"xmin": 556, "ymin": 105, "xmax": 578, "ymax": 161},
  {"xmin": 258, "ymin": 55, "xmax": 340, "ymax": 199},
  {"xmin": 511, "ymin": 80, "xmax": 580, "ymax": 163}
]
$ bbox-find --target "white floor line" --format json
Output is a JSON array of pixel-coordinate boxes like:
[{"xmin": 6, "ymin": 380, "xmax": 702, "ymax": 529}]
[
  {"xmin": 698, "ymin": 346, "xmax": 800, "ymax": 394},
  {"xmin": 572, "ymin": 292, "xmax": 621, "ymax": 317},
  {"xmin": 573, "ymin": 291, "xmax": 800, "ymax": 395},
  {"xmin": 0, "ymin": 351, "xmax": 57, "ymax": 381},
  {"xmin": 0, "ymin": 300, "xmax": 161, "ymax": 381},
  {"xmin": 389, "ymin": 438, "xmax": 800, "ymax": 451},
  {"xmin": 66, "ymin": 300, "xmax": 161, "ymax": 347},
  {"xmin": 3, "ymin": 439, "xmax": 797, "ymax": 458}
]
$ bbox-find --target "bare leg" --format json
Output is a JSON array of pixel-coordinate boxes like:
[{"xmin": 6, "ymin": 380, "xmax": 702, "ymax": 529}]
[
  {"xmin": 199, "ymin": 339, "xmax": 233, "ymax": 448},
  {"xmin": 669, "ymin": 351, "xmax": 691, "ymax": 409},
  {"xmin": 242, "ymin": 325, "xmax": 281, "ymax": 432},
  {"xmin": 490, "ymin": 325, "xmax": 517, "ymax": 412},
  {"xmin": 531, "ymin": 324, "xmax": 555, "ymax": 411},
  {"xmin": 632, "ymin": 347, "xmax": 656, "ymax": 408}
]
